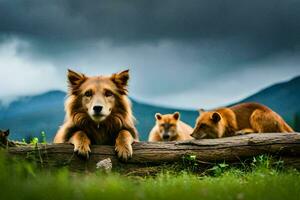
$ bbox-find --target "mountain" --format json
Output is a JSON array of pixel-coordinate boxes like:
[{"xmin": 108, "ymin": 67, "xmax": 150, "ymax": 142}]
[
  {"xmin": 0, "ymin": 76, "xmax": 299, "ymax": 142},
  {"xmin": 0, "ymin": 91, "xmax": 66, "ymax": 141},
  {"xmin": 236, "ymin": 76, "xmax": 300, "ymax": 127},
  {"xmin": 0, "ymin": 91, "xmax": 197, "ymax": 141}
]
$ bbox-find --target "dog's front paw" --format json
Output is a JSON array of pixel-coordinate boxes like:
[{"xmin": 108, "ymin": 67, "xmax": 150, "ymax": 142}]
[
  {"xmin": 70, "ymin": 131, "xmax": 91, "ymax": 159},
  {"xmin": 115, "ymin": 143, "xmax": 133, "ymax": 161},
  {"xmin": 235, "ymin": 128, "xmax": 255, "ymax": 136},
  {"xmin": 74, "ymin": 141, "xmax": 91, "ymax": 159}
]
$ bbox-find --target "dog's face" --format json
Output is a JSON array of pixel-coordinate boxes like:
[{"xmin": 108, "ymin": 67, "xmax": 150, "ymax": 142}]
[
  {"xmin": 0, "ymin": 129, "xmax": 9, "ymax": 144},
  {"xmin": 191, "ymin": 110, "xmax": 224, "ymax": 139},
  {"xmin": 155, "ymin": 112, "xmax": 180, "ymax": 141},
  {"xmin": 68, "ymin": 69, "xmax": 129, "ymax": 123}
]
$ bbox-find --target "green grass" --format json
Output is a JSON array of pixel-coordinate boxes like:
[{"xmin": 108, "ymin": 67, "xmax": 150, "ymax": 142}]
[{"xmin": 0, "ymin": 152, "xmax": 299, "ymax": 200}]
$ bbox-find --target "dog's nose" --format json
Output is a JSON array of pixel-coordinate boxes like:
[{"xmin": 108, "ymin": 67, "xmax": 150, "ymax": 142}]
[
  {"xmin": 191, "ymin": 132, "xmax": 196, "ymax": 138},
  {"xmin": 93, "ymin": 106, "xmax": 103, "ymax": 113},
  {"xmin": 163, "ymin": 134, "xmax": 170, "ymax": 140}
]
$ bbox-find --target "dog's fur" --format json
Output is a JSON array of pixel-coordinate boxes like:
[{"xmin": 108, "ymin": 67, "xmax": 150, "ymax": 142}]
[
  {"xmin": 148, "ymin": 112, "xmax": 193, "ymax": 142},
  {"xmin": 0, "ymin": 129, "xmax": 9, "ymax": 146},
  {"xmin": 54, "ymin": 69, "xmax": 139, "ymax": 160},
  {"xmin": 191, "ymin": 102, "xmax": 293, "ymax": 139}
]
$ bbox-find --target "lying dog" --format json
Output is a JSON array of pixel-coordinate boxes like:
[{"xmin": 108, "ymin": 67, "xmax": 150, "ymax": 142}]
[
  {"xmin": 192, "ymin": 102, "xmax": 293, "ymax": 139},
  {"xmin": 54, "ymin": 69, "xmax": 139, "ymax": 160}
]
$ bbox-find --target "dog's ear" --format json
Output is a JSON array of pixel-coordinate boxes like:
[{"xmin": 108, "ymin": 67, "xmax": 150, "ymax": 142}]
[
  {"xmin": 211, "ymin": 112, "xmax": 221, "ymax": 123},
  {"xmin": 67, "ymin": 69, "xmax": 87, "ymax": 93},
  {"xmin": 198, "ymin": 108, "xmax": 205, "ymax": 115},
  {"xmin": 155, "ymin": 113, "xmax": 162, "ymax": 121},
  {"xmin": 173, "ymin": 112, "xmax": 180, "ymax": 120},
  {"xmin": 111, "ymin": 69, "xmax": 129, "ymax": 95}
]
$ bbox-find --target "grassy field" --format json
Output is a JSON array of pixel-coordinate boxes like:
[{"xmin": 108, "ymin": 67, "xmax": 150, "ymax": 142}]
[{"xmin": 0, "ymin": 152, "xmax": 299, "ymax": 200}]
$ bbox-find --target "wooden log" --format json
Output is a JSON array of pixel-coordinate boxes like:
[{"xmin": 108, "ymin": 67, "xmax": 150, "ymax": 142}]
[{"xmin": 2, "ymin": 133, "xmax": 300, "ymax": 173}]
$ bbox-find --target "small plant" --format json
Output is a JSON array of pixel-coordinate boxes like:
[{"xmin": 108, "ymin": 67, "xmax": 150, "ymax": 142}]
[
  {"xmin": 208, "ymin": 162, "xmax": 229, "ymax": 176},
  {"xmin": 30, "ymin": 137, "xmax": 39, "ymax": 145},
  {"xmin": 274, "ymin": 159, "xmax": 284, "ymax": 171},
  {"xmin": 251, "ymin": 155, "xmax": 285, "ymax": 172},
  {"xmin": 41, "ymin": 131, "xmax": 47, "ymax": 144},
  {"xmin": 182, "ymin": 154, "xmax": 198, "ymax": 172},
  {"xmin": 251, "ymin": 155, "xmax": 270, "ymax": 169}
]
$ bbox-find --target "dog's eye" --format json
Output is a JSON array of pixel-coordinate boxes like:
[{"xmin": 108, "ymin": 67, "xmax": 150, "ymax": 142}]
[
  {"xmin": 199, "ymin": 124, "xmax": 207, "ymax": 129},
  {"xmin": 84, "ymin": 90, "xmax": 93, "ymax": 97},
  {"xmin": 104, "ymin": 90, "xmax": 113, "ymax": 97},
  {"xmin": 160, "ymin": 124, "xmax": 166, "ymax": 128}
]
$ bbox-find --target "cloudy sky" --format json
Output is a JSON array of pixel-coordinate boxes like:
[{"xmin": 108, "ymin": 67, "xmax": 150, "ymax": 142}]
[{"xmin": 0, "ymin": 0, "xmax": 300, "ymax": 109}]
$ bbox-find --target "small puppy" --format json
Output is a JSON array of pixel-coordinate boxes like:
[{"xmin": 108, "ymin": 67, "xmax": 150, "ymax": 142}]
[
  {"xmin": 148, "ymin": 112, "xmax": 194, "ymax": 142},
  {"xmin": 192, "ymin": 102, "xmax": 293, "ymax": 139},
  {"xmin": 0, "ymin": 129, "xmax": 9, "ymax": 146}
]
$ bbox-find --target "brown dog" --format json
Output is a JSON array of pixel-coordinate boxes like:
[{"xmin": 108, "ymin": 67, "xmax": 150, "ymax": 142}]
[
  {"xmin": 148, "ymin": 112, "xmax": 193, "ymax": 142},
  {"xmin": 0, "ymin": 129, "xmax": 9, "ymax": 146},
  {"xmin": 191, "ymin": 102, "xmax": 293, "ymax": 139},
  {"xmin": 54, "ymin": 69, "xmax": 139, "ymax": 160}
]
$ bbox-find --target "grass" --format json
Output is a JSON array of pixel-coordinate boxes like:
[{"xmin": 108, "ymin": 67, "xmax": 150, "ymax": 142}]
[{"xmin": 0, "ymin": 152, "xmax": 299, "ymax": 200}]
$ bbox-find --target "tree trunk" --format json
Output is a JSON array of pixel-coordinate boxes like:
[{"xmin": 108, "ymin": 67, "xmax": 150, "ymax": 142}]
[{"xmin": 2, "ymin": 133, "xmax": 300, "ymax": 174}]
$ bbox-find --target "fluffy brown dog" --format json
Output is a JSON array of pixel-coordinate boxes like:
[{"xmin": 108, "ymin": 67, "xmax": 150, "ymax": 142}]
[
  {"xmin": 0, "ymin": 129, "xmax": 9, "ymax": 146},
  {"xmin": 54, "ymin": 69, "xmax": 139, "ymax": 160},
  {"xmin": 191, "ymin": 102, "xmax": 293, "ymax": 139},
  {"xmin": 148, "ymin": 112, "xmax": 193, "ymax": 141}
]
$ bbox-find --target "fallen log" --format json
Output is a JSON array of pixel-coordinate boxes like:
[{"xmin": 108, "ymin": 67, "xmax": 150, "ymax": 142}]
[{"xmin": 1, "ymin": 133, "xmax": 300, "ymax": 173}]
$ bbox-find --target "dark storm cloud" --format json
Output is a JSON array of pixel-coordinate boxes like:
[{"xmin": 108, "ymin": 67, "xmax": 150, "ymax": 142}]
[
  {"xmin": 0, "ymin": 0, "xmax": 300, "ymax": 51},
  {"xmin": 0, "ymin": 0, "xmax": 300, "ymax": 108}
]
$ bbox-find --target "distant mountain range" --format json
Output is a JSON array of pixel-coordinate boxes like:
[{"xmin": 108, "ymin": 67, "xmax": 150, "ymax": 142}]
[{"xmin": 0, "ymin": 76, "xmax": 299, "ymax": 141}]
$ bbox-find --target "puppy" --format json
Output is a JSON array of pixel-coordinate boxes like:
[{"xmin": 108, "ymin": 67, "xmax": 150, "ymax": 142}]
[
  {"xmin": 0, "ymin": 129, "xmax": 9, "ymax": 146},
  {"xmin": 148, "ymin": 112, "xmax": 194, "ymax": 141}
]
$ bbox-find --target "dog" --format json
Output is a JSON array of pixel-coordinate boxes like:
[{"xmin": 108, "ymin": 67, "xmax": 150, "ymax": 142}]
[
  {"xmin": 191, "ymin": 102, "xmax": 293, "ymax": 139},
  {"xmin": 148, "ymin": 112, "xmax": 193, "ymax": 141},
  {"xmin": 54, "ymin": 69, "xmax": 139, "ymax": 160},
  {"xmin": 0, "ymin": 129, "xmax": 9, "ymax": 147}
]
